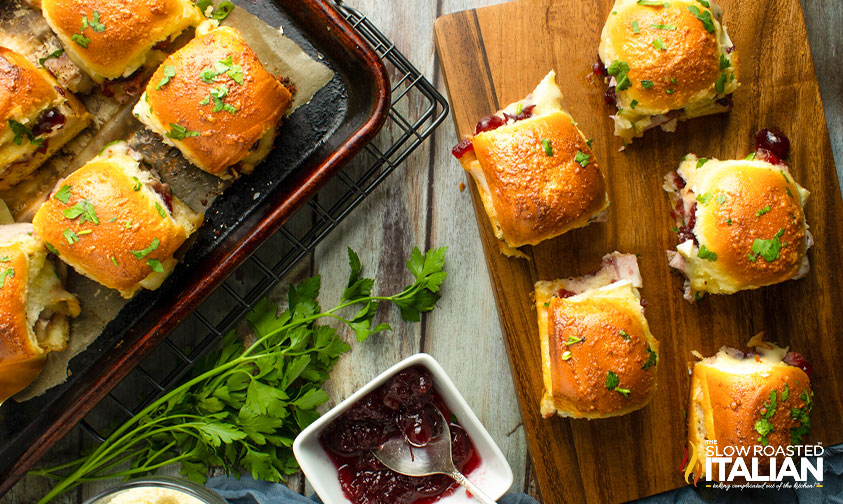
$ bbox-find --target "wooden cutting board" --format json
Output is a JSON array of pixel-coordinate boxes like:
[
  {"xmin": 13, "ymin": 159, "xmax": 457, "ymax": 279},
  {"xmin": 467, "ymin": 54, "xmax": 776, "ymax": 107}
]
[{"xmin": 434, "ymin": 0, "xmax": 843, "ymax": 502}]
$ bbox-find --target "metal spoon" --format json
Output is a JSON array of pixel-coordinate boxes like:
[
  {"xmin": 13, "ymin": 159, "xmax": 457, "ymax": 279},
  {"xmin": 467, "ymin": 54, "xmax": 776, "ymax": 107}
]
[{"xmin": 371, "ymin": 406, "xmax": 497, "ymax": 504}]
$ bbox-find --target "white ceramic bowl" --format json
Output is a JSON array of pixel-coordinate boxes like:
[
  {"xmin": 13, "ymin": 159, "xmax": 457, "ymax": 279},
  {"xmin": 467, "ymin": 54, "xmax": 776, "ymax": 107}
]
[{"xmin": 293, "ymin": 353, "xmax": 513, "ymax": 504}]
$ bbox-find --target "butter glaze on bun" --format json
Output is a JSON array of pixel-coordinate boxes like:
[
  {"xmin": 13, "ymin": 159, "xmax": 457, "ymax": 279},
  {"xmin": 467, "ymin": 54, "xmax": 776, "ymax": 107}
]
[
  {"xmin": 457, "ymin": 71, "xmax": 609, "ymax": 255},
  {"xmin": 664, "ymin": 154, "xmax": 811, "ymax": 302},
  {"xmin": 42, "ymin": 0, "xmax": 202, "ymax": 82},
  {"xmin": 0, "ymin": 47, "xmax": 92, "ymax": 190},
  {"xmin": 134, "ymin": 23, "xmax": 292, "ymax": 178},
  {"xmin": 687, "ymin": 340, "xmax": 813, "ymax": 482},
  {"xmin": 32, "ymin": 142, "xmax": 202, "ymax": 298},
  {"xmin": 0, "ymin": 223, "xmax": 80, "ymax": 402},
  {"xmin": 535, "ymin": 252, "xmax": 658, "ymax": 419}
]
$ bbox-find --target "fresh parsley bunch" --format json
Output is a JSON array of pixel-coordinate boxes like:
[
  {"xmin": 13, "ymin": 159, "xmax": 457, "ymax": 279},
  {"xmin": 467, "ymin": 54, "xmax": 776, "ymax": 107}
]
[{"xmin": 32, "ymin": 246, "xmax": 448, "ymax": 503}]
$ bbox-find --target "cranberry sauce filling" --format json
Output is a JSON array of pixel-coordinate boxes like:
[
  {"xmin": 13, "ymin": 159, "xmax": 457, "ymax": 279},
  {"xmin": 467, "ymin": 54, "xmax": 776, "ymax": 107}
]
[
  {"xmin": 591, "ymin": 57, "xmax": 607, "ymax": 78},
  {"xmin": 754, "ymin": 128, "xmax": 791, "ymax": 163},
  {"xmin": 784, "ymin": 352, "xmax": 814, "ymax": 376},
  {"xmin": 321, "ymin": 366, "xmax": 480, "ymax": 504},
  {"xmin": 604, "ymin": 86, "xmax": 617, "ymax": 107},
  {"xmin": 149, "ymin": 180, "xmax": 174, "ymax": 213},
  {"xmin": 31, "ymin": 108, "xmax": 66, "ymax": 136},
  {"xmin": 557, "ymin": 289, "xmax": 577, "ymax": 298},
  {"xmin": 451, "ymin": 105, "xmax": 536, "ymax": 159}
]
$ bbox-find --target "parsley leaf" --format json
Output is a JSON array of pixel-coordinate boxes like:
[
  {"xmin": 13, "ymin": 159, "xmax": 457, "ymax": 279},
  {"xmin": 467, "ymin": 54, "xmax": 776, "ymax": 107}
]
[
  {"xmin": 756, "ymin": 205, "xmax": 771, "ymax": 217},
  {"xmin": 642, "ymin": 346, "xmax": 658, "ymax": 370},
  {"xmin": 38, "ymin": 49, "xmax": 64, "ymax": 67},
  {"xmin": 131, "ymin": 238, "xmax": 160, "ymax": 259},
  {"xmin": 696, "ymin": 157, "xmax": 708, "ymax": 168},
  {"xmin": 156, "ymin": 65, "xmax": 176, "ymax": 90},
  {"xmin": 71, "ymin": 33, "xmax": 91, "ymax": 48},
  {"xmin": 63, "ymin": 228, "xmax": 80, "ymax": 245},
  {"xmin": 688, "ymin": 5, "xmax": 716, "ymax": 33},
  {"xmin": 641, "ymin": 80, "xmax": 654, "ymax": 89},
  {"xmin": 63, "ymin": 199, "xmax": 99, "ymax": 224},
  {"xmin": 651, "ymin": 23, "xmax": 676, "ymax": 30},
  {"xmin": 619, "ymin": 329, "xmax": 630, "ymax": 341},
  {"xmin": 606, "ymin": 371, "xmax": 620, "ymax": 389},
  {"xmin": 630, "ymin": 99, "xmax": 638, "ymax": 109},
  {"xmin": 750, "ymin": 229, "xmax": 785, "ymax": 263},
  {"xmin": 607, "ymin": 60, "xmax": 631, "ymax": 91},
  {"xmin": 632, "ymin": 20, "xmax": 640, "ymax": 33},
  {"xmin": 575, "ymin": 150, "xmax": 590, "ymax": 167},
  {"xmin": 212, "ymin": 1, "xmax": 235, "ymax": 20},
  {"xmin": 0, "ymin": 268, "xmax": 14, "ymax": 289},
  {"xmin": 696, "ymin": 192, "xmax": 713, "ymax": 205},
  {"xmin": 720, "ymin": 54, "xmax": 731, "ymax": 69},
  {"xmin": 167, "ymin": 123, "xmax": 201, "ymax": 140},
  {"xmin": 715, "ymin": 71, "xmax": 728, "ymax": 94},
  {"xmin": 698, "ymin": 244, "xmax": 717, "ymax": 261},
  {"xmin": 31, "ymin": 247, "xmax": 448, "ymax": 498},
  {"xmin": 652, "ymin": 37, "xmax": 667, "ymax": 50},
  {"xmin": 54, "ymin": 185, "xmax": 72, "ymax": 204},
  {"xmin": 9, "ymin": 120, "xmax": 43, "ymax": 146}
]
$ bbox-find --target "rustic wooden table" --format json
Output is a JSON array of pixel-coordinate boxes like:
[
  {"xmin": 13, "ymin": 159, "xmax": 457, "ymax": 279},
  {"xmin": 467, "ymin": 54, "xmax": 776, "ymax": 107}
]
[{"xmin": 6, "ymin": 0, "xmax": 841, "ymax": 502}]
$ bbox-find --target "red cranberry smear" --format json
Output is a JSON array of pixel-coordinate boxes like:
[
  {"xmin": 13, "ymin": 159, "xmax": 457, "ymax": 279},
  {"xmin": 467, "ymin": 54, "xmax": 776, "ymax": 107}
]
[
  {"xmin": 754, "ymin": 128, "xmax": 790, "ymax": 160},
  {"xmin": 450, "ymin": 138, "xmax": 474, "ymax": 159},
  {"xmin": 474, "ymin": 114, "xmax": 506, "ymax": 135},
  {"xmin": 32, "ymin": 108, "xmax": 66, "ymax": 136},
  {"xmin": 592, "ymin": 58, "xmax": 607, "ymax": 77},
  {"xmin": 784, "ymin": 352, "xmax": 813, "ymax": 376},
  {"xmin": 503, "ymin": 104, "xmax": 535, "ymax": 123},
  {"xmin": 557, "ymin": 289, "xmax": 576, "ymax": 298},
  {"xmin": 604, "ymin": 86, "xmax": 617, "ymax": 107},
  {"xmin": 321, "ymin": 367, "xmax": 480, "ymax": 504}
]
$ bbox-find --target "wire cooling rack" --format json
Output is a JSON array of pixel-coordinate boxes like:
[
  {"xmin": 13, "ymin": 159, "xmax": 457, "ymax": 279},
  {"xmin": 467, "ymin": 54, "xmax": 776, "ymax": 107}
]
[{"xmin": 76, "ymin": 1, "xmax": 449, "ymax": 443}]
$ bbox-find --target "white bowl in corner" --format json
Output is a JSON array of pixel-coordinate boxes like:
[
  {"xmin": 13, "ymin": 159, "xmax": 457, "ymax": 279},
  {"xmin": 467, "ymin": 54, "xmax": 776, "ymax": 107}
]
[{"xmin": 293, "ymin": 353, "xmax": 514, "ymax": 504}]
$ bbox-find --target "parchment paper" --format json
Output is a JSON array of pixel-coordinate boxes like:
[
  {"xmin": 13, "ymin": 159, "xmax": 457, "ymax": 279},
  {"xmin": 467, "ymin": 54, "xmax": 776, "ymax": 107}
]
[{"xmin": 3, "ymin": 0, "xmax": 334, "ymax": 400}]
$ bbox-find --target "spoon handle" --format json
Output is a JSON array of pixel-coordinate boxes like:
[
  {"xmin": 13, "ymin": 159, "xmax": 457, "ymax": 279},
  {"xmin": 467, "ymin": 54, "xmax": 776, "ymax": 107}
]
[{"xmin": 450, "ymin": 469, "xmax": 497, "ymax": 504}]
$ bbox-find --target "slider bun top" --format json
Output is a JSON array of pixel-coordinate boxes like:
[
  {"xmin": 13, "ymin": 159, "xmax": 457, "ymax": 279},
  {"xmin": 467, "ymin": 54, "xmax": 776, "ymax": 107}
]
[
  {"xmin": 32, "ymin": 143, "xmax": 201, "ymax": 298},
  {"xmin": 599, "ymin": 0, "xmax": 738, "ymax": 113},
  {"xmin": 536, "ymin": 279, "xmax": 658, "ymax": 419},
  {"xmin": 678, "ymin": 156, "xmax": 810, "ymax": 292},
  {"xmin": 138, "ymin": 24, "xmax": 292, "ymax": 177},
  {"xmin": 690, "ymin": 345, "xmax": 812, "ymax": 454},
  {"xmin": 0, "ymin": 48, "xmax": 61, "ymax": 146},
  {"xmin": 42, "ymin": 0, "xmax": 202, "ymax": 81},
  {"xmin": 459, "ymin": 71, "xmax": 609, "ymax": 249}
]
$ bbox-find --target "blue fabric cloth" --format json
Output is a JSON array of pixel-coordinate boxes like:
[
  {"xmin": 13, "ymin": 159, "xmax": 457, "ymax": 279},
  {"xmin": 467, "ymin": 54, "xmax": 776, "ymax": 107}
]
[{"xmin": 206, "ymin": 445, "xmax": 843, "ymax": 503}]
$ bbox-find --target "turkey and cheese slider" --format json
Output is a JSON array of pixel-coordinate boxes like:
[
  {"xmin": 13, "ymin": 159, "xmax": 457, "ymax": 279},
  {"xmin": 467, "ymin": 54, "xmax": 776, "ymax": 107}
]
[
  {"xmin": 664, "ymin": 143, "xmax": 811, "ymax": 302},
  {"xmin": 535, "ymin": 252, "xmax": 658, "ymax": 419},
  {"xmin": 451, "ymin": 71, "xmax": 609, "ymax": 257},
  {"xmin": 0, "ymin": 223, "xmax": 80, "ymax": 403},
  {"xmin": 0, "ymin": 47, "xmax": 91, "ymax": 190},
  {"xmin": 686, "ymin": 338, "xmax": 813, "ymax": 482},
  {"xmin": 133, "ymin": 23, "xmax": 293, "ymax": 179},
  {"xmin": 598, "ymin": 0, "xmax": 738, "ymax": 143},
  {"xmin": 33, "ymin": 141, "xmax": 203, "ymax": 298},
  {"xmin": 41, "ymin": 0, "xmax": 202, "ymax": 84}
]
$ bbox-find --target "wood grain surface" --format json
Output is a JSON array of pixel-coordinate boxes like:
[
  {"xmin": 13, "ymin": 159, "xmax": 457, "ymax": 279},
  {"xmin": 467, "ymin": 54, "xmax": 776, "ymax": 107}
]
[
  {"xmin": 5, "ymin": 0, "xmax": 842, "ymax": 502},
  {"xmin": 434, "ymin": 0, "xmax": 843, "ymax": 503}
]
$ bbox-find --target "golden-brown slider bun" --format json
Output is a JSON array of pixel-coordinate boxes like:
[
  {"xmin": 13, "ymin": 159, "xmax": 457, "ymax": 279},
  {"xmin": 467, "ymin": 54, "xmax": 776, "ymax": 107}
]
[
  {"xmin": 0, "ymin": 47, "xmax": 92, "ymax": 190},
  {"xmin": 0, "ymin": 223, "xmax": 80, "ymax": 402},
  {"xmin": 598, "ymin": 0, "xmax": 739, "ymax": 142},
  {"xmin": 133, "ymin": 23, "xmax": 292, "ymax": 179},
  {"xmin": 41, "ymin": 0, "xmax": 202, "ymax": 82},
  {"xmin": 665, "ymin": 155, "xmax": 811, "ymax": 301},
  {"xmin": 32, "ymin": 142, "xmax": 202, "ymax": 298},
  {"xmin": 456, "ymin": 71, "xmax": 609, "ymax": 255},
  {"xmin": 687, "ymin": 341, "xmax": 813, "ymax": 481},
  {"xmin": 535, "ymin": 252, "xmax": 658, "ymax": 419}
]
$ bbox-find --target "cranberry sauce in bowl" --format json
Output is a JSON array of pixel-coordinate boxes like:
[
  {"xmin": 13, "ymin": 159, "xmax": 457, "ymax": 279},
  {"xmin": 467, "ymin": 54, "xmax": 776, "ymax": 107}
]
[{"xmin": 320, "ymin": 366, "xmax": 480, "ymax": 504}]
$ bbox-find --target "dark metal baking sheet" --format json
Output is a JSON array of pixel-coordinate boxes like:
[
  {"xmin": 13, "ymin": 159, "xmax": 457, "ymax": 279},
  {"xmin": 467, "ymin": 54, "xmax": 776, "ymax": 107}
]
[{"xmin": 0, "ymin": 0, "xmax": 389, "ymax": 491}]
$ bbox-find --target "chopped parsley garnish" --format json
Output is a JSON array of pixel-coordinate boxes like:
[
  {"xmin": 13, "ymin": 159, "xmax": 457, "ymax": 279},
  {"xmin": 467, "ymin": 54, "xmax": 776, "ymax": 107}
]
[
  {"xmin": 64, "ymin": 199, "xmax": 99, "ymax": 224},
  {"xmin": 586, "ymin": 138, "xmax": 593, "ymax": 148},
  {"xmin": 630, "ymin": 99, "xmax": 638, "ymax": 109},
  {"xmin": 0, "ymin": 267, "xmax": 14, "ymax": 289},
  {"xmin": 632, "ymin": 20, "xmax": 640, "ymax": 33},
  {"xmin": 156, "ymin": 65, "xmax": 176, "ymax": 90},
  {"xmin": 63, "ymin": 228, "xmax": 80, "ymax": 244},
  {"xmin": 111, "ymin": 256, "xmax": 119, "ymax": 267},
  {"xmin": 86, "ymin": 11, "xmax": 106, "ymax": 32},
  {"xmin": 641, "ymin": 80, "xmax": 655, "ymax": 89},
  {"xmin": 607, "ymin": 60, "xmax": 631, "ymax": 91},
  {"xmin": 637, "ymin": 0, "xmax": 668, "ymax": 5},
  {"xmin": 147, "ymin": 259, "xmax": 164, "ymax": 273},
  {"xmin": 670, "ymin": 76, "xmax": 677, "ymax": 84},
  {"xmin": 652, "ymin": 37, "xmax": 667, "ymax": 50},
  {"xmin": 561, "ymin": 351, "xmax": 572, "ymax": 361},
  {"xmin": 715, "ymin": 194, "xmax": 727, "ymax": 205},
  {"xmin": 786, "ymin": 187, "xmax": 794, "ymax": 198},
  {"xmin": 214, "ymin": 56, "xmax": 244, "ymax": 84},
  {"xmin": 212, "ymin": 1, "xmax": 235, "ymax": 20},
  {"xmin": 698, "ymin": 244, "xmax": 717, "ymax": 261},
  {"xmin": 746, "ymin": 152, "xmax": 757, "ymax": 160},
  {"xmin": 696, "ymin": 192, "xmax": 713, "ymax": 205},
  {"xmin": 726, "ymin": 217, "xmax": 732, "ymax": 225},
  {"xmin": 131, "ymin": 238, "xmax": 160, "ymax": 259},
  {"xmin": 54, "ymin": 185, "xmax": 72, "ymax": 204},
  {"xmin": 199, "ymin": 67, "xmax": 218, "ymax": 84},
  {"xmin": 720, "ymin": 54, "xmax": 731, "ymax": 69},
  {"xmin": 619, "ymin": 329, "xmax": 630, "ymax": 341},
  {"xmin": 651, "ymin": 23, "xmax": 676, "ymax": 30},
  {"xmin": 167, "ymin": 123, "xmax": 201, "ymax": 140},
  {"xmin": 72, "ymin": 33, "xmax": 91, "ymax": 48},
  {"xmin": 642, "ymin": 347, "xmax": 658, "ymax": 370},
  {"xmin": 761, "ymin": 390, "xmax": 778, "ymax": 419},
  {"xmin": 541, "ymin": 139, "xmax": 553, "ymax": 157},
  {"xmin": 566, "ymin": 335, "xmax": 585, "ymax": 346},
  {"xmin": 38, "ymin": 49, "xmax": 64, "ymax": 67},
  {"xmin": 696, "ymin": 0, "xmax": 710, "ymax": 7},
  {"xmin": 665, "ymin": 88, "xmax": 675, "ymax": 94},
  {"xmin": 755, "ymin": 418, "xmax": 775, "ymax": 446},
  {"xmin": 696, "ymin": 157, "xmax": 708, "ymax": 168},
  {"xmin": 688, "ymin": 5, "xmax": 716, "ymax": 33},
  {"xmin": 748, "ymin": 228, "xmax": 785, "ymax": 263},
  {"xmin": 756, "ymin": 205, "xmax": 771, "ymax": 217},
  {"xmin": 9, "ymin": 120, "xmax": 43, "ymax": 146},
  {"xmin": 575, "ymin": 150, "xmax": 590, "ymax": 167},
  {"xmin": 124, "ymin": 220, "xmax": 133, "ymax": 230},
  {"xmin": 45, "ymin": 242, "xmax": 60, "ymax": 255},
  {"xmin": 782, "ymin": 383, "xmax": 790, "ymax": 401},
  {"xmin": 155, "ymin": 202, "xmax": 167, "ymax": 219},
  {"xmin": 78, "ymin": 230, "xmax": 92, "ymax": 236},
  {"xmin": 132, "ymin": 177, "xmax": 142, "ymax": 191},
  {"xmin": 715, "ymin": 71, "xmax": 728, "ymax": 94},
  {"xmin": 606, "ymin": 371, "xmax": 630, "ymax": 397},
  {"xmin": 205, "ymin": 85, "xmax": 238, "ymax": 114},
  {"xmin": 0, "ymin": 257, "xmax": 8, "ymax": 262}
]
